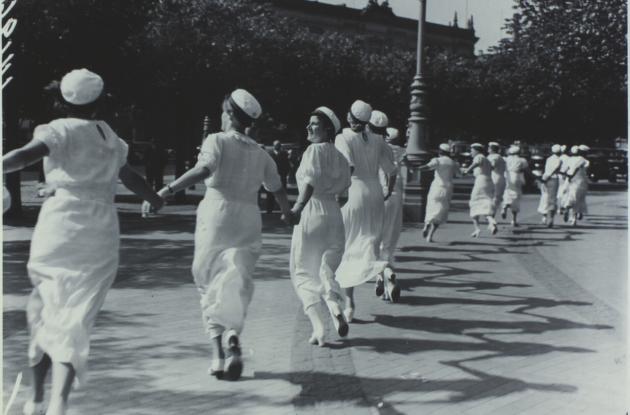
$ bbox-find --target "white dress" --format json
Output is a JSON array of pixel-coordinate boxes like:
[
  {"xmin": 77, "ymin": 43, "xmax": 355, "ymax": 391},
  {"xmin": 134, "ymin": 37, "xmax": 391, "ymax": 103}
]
[
  {"xmin": 537, "ymin": 154, "xmax": 562, "ymax": 214},
  {"xmin": 379, "ymin": 144, "xmax": 406, "ymax": 265},
  {"xmin": 425, "ymin": 156, "xmax": 459, "ymax": 225},
  {"xmin": 502, "ymin": 156, "xmax": 528, "ymax": 212},
  {"xmin": 27, "ymin": 118, "xmax": 129, "ymax": 386},
  {"xmin": 334, "ymin": 128, "xmax": 395, "ymax": 288},
  {"xmin": 557, "ymin": 154, "xmax": 571, "ymax": 207},
  {"xmin": 469, "ymin": 154, "xmax": 494, "ymax": 217},
  {"xmin": 290, "ymin": 143, "xmax": 350, "ymax": 313},
  {"xmin": 487, "ymin": 153, "xmax": 506, "ymax": 215},
  {"xmin": 193, "ymin": 131, "xmax": 282, "ymax": 338},
  {"xmin": 564, "ymin": 156, "xmax": 589, "ymax": 214}
]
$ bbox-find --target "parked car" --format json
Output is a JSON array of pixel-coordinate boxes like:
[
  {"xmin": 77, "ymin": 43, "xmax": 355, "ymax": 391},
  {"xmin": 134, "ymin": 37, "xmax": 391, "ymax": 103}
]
[{"xmin": 586, "ymin": 148, "xmax": 628, "ymax": 183}]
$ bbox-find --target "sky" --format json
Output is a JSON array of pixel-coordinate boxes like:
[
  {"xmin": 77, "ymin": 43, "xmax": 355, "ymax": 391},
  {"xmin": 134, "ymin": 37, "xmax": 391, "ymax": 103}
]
[{"xmin": 311, "ymin": 0, "xmax": 515, "ymax": 53}]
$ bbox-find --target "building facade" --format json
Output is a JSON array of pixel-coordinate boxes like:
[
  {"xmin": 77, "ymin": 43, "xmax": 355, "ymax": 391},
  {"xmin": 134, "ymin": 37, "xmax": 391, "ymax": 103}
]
[{"xmin": 272, "ymin": 0, "xmax": 478, "ymax": 56}]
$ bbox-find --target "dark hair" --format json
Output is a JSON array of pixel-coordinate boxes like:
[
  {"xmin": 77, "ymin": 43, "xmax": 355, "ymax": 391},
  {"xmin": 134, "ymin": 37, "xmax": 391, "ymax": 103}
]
[
  {"xmin": 348, "ymin": 111, "xmax": 366, "ymax": 132},
  {"xmin": 310, "ymin": 111, "xmax": 336, "ymax": 142},
  {"xmin": 438, "ymin": 148, "xmax": 450, "ymax": 156},
  {"xmin": 222, "ymin": 95, "xmax": 255, "ymax": 128},
  {"xmin": 369, "ymin": 123, "xmax": 387, "ymax": 136}
]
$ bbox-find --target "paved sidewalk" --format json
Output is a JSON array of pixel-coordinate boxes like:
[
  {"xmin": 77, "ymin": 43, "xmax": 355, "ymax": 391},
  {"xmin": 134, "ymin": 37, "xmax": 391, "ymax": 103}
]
[{"xmin": 2, "ymin": 181, "xmax": 628, "ymax": 414}]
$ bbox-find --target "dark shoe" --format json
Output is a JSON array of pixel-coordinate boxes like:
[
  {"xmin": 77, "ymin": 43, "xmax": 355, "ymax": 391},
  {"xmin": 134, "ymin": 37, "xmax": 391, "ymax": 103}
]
[
  {"xmin": 334, "ymin": 314, "xmax": 349, "ymax": 337},
  {"xmin": 563, "ymin": 210, "xmax": 570, "ymax": 223},
  {"xmin": 422, "ymin": 225, "xmax": 429, "ymax": 238},
  {"xmin": 387, "ymin": 275, "xmax": 401, "ymax": 303},
  {"xmin": 225, "ymin": 334, "xmax": 243, "ymax": 381},
  {"xmin": 375, "ymin": 276, "xmax": 384, "ymax": 297}
]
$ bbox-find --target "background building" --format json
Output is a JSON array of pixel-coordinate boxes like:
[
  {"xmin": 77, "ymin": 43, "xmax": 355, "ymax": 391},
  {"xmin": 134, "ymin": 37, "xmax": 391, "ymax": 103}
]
[{"xmin": 272, "ymin": 0, "xmax": 478, "ymax": 56}]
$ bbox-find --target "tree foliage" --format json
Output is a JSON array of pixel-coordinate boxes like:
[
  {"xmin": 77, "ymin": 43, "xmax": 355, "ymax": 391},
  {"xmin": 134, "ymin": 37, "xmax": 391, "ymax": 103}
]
[{"xmin": 4, "ymin": 0, "xmax": 627, "ymax": 149}]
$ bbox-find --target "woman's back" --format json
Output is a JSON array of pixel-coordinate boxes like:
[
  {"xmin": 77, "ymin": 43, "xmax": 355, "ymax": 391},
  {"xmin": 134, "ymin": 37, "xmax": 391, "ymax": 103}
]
[
  {"xmin": 335, "ymin": 128, "xmax": 394, "ymax": 181},
  {"xmin": 198, "ymin": 131, "xmax": 281, "ymax": 203},
  {"xmin": 35, "ymin": 118, "xmax": 128, "ymax": 192}
]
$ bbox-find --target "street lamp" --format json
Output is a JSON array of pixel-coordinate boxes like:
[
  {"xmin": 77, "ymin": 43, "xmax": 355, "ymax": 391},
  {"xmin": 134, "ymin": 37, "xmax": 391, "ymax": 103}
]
[{"xmin": 404, "ymin": 0, "xmax": 432, "ymax": 222}]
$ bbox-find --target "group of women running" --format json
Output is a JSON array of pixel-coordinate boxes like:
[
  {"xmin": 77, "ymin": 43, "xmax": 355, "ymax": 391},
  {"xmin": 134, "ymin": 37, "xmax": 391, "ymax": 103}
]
[{"xmin": 2, "ymin": 69, "xmax": 592, "ymax": 415}]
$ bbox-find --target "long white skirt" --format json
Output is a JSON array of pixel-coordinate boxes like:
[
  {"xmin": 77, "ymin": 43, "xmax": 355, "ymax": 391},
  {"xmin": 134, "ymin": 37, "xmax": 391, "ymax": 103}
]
[
  {"xmin": 380, "ymin": 190, "xmax": 403, "ymax": 265},
  {"xmin": 336, "ymin": 177, "xmax": 388, "ymax": 288},
  {"xmin": 290, "ymin": 196, "xmax": 345, "ymax": 314},
  {"xmin": 491, "ymin": 173, "xmax": 506, "ymax": 215},
  {"xmin": 192, "ymin": 195, "xmax": 260, "ymax": 339},
  {"xmin": 537, "ymin": 177, "xmax": 559, "ymax": 214},
  {"xmin": 564, "ymin": 178, "xmax": 588, "ymax": 214},
  {"xmin": 502, "ymin": 173, "xmax": 525, "ymax": 212},
  {"xmin": 27, "ymin": 194, "xmax": 119, "ymax": 387},
  {"xmin": 557, "ymin": 177, "xmax": 570, "ymax": 208},
  {"xmin": 469, "ymin": 175, "xmax": 494, "ymax": 218},
  {"xmin": 425, "ymin": 181, "xmax": 453, "ymax": 225}
]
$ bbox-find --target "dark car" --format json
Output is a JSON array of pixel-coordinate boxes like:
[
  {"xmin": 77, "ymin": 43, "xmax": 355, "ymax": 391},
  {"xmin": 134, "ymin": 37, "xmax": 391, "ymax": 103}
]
[{"xmin": 586, "ymin": 148, "xmax": 628, "ymax": 183}]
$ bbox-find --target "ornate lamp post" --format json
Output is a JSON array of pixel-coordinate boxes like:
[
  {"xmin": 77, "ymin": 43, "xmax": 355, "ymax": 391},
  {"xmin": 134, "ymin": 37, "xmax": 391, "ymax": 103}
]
[{"xmin": 404, "ymin": 0, "xmax": 433, "ymax": 222}]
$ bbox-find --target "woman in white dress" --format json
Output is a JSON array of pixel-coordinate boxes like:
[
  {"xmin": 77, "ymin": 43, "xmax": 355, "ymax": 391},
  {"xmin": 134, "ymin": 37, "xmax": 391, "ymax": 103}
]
[
  {"xmin": 334, "ymin": 102, "xmax": 396, "ymax": 321},
  {"xmin": 463, "ymin": 143, "xmax": 498, "ymax": 238},
  {"xmin": 416, "ymin": 143, "xmax": 460, "ymax": 242},
  {"xmin": 2, "ymin": 70, "xmax": 163, "ymax": 415},
  {"xmin": 378, "ymin": 127, "xmax": 405, "ymax": 302},
  {"xmin": 147, "ymin": 89, "xmax": 293, "ymax": 380},
  {"xmin": 487, "ymin": 142, "xmax": 506, "ymax": 216},
  {"xmin": 501, "ymin": 146, "xmax": 530, "ymax": 227},
  {"xmin": 563, "ymin": 145, "xmax": 590, "ymax": 225},
  {"xmin": 289, "ymin": 107, "xmax": 351, "ymax": 346},
  {"xmin": 537, "ymin": 144, "xmax": 563, "ymax": 227},
  {"xmin": 557, "ymin": 145, "xmax": 577, "ymax": 215}
]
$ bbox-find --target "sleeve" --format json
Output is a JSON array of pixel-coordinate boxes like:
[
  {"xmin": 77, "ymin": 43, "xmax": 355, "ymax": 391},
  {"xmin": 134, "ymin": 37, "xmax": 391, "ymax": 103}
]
[
  {"xmin": 427, "ymin": 157, "xmax": 439, "ymax": 169},
  {"xmin": 379, "ymin": 140, "xmax": 396, "ymax": 175},
  {"xmin": 195, "ymin": 134, "xmax": 222, "ymax": 174},
  {"xmin": 117, "ymin": 138, "xmax": 129, "ymax": 169},
  {"xmin": 334, "ymin": 134, "xmax": 353, "ymax": 167},
  {"xmin": 473, "ymin": 154, "xmax": 484, "ymax": 165},
  {"xmin": 295, "ymin": 146, "xmax": 318, "ymax": 188},
  {"xmin": 33, "ymin": 123, "xmax": 64, "ymax": 158},
  {"xmin": 262, "ymin": 151, "xmax": 283, "ymax": 192}
]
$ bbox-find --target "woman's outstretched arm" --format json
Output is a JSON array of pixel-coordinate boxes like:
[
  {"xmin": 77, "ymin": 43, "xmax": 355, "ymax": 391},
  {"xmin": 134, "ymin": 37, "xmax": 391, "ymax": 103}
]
[
  {"xmin": 119, "ymin": 164, "xmax": 164, "ymax": 209},
  {"xmin": 3, "ymin": 140, "xmax": 49, "ymax": 174}
]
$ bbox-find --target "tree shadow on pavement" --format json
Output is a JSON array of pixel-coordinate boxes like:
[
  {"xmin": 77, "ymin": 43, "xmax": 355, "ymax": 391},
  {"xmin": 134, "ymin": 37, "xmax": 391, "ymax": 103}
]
[{"xmin": 255, "ymin": 367, "xmax": 576, "ymax": 408}]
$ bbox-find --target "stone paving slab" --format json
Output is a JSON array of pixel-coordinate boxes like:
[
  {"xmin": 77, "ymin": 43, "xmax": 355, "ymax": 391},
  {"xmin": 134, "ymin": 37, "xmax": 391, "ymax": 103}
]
[{"xmin": 3, "ymin": 181, "xmax": 628, "ymax": 414}]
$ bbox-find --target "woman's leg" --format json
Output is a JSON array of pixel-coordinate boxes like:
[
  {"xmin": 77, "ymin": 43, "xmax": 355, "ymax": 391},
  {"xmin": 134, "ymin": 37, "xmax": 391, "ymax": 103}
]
[
  {"xmin": 305, "ymin": 306, "xmax": 325, "ymax": 346},
  {"xmin": 46, "ymin": 362, "xmax": 75, "ymax": 415},
  {"xmin": 511, "ymin": 210, "xmax": 519, "ymax": 227},
  {"xmin": 344, "ymin": 287, "xmax": 355, "ymax": 322},
  {"xmin": 32, "ymin": 354, "xmax": 51, "ymax": 403},
  {"xmin": 427, "ymin": 223, "xmax": 438, "ymax": 242},
  {"xmin": 471, "ymin": 216, "xmax": 481, "ymax": 237}
]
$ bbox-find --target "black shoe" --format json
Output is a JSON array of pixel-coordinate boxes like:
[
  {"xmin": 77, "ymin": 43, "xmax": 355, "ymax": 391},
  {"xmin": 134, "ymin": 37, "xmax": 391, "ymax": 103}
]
[
  {"xmin": 563, "ymin": 210, "xmax": 569, "ymax": 223},
  {"xmin": 422, "ymin": 226, "xmax": 429, "ymax": 238},
  {"xmin": 501, "ymin": 208, "xmax": 507, "ymax": 220},
  {"xmin": 375, "ymin": 277, "xmax": 384, "ymax": 297},
  {"xmin": 388, "ymin": 275, "xmax": 401, "ymax": 303},
  {"xmin": 335, "ymin": 314, "xmax": 349, "ymax": 337},
  {"xmin": 225, "ymin": 334, "xmax": 243, "ymax": 381}
]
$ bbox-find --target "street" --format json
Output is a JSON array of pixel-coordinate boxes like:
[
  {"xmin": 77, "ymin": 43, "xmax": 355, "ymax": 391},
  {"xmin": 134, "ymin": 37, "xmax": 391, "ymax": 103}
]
[{"xmin": 3, "ymin": 177, "xmax": 627, "ymax": 415}]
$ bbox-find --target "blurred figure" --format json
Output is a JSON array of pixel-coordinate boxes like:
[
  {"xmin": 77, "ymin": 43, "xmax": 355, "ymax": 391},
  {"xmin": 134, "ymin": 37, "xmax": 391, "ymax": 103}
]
[
  {"xmin": 144, "ymin": 138, "xmax": 168, "ymax": 191},
  {"xmin": 463, "ymin": 143, "xmax": 498, "ymax": 238},
  {"xmin": 563, "ymin": 145, "xmax": 590, "ymax": 225},
  {"xmin": 265, "ymin": 140, "xmax": 290, "ymax": 212},
  {"xmin": 537, "ymin": 144, "xmax": 563, "ymax": 227},
  {"xmin": 416, "ymin": 143, "xmax": 460, "ymax": 242},
  {"xmin": 487, "ymin": 142, "xmax": 506, "ymax": 216},
  {"xmin": 501, "ymin": 146, "xmax": 530, "ymax": 227}
]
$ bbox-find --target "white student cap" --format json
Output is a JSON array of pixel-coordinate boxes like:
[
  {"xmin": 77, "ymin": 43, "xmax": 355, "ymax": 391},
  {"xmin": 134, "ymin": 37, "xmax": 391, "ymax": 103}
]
[
  {"xmin": 488, "ymin": 141, "xmax": 500, "ymax": 148},
  {"xmin": 570, "ymin": 145, "xmax": 579, "ymax": 154},
  {"xmin": 230, "ymin": 89, "xmax": 262, "ymax": 120},
  {"xmin": 470, "ymin": 143, "xmax": 484, "ymax": 150},
  {"xmin": 551, "ymin": 144, "xmax": 562, "ymax": 153},
  {"xmin": 350, "ymin": 100, "xmax": 372, "ymax": 123},
  {"xmin": 578, "ymin": 144, "xmax": 590, "ymax": 152},
  {"xmin": 386, "ymin": 127, "xmax": 399, "ymax": 140},
  {"xmin": 314, "ymin": 106, "xmax": 341, "ymax": 133},
  {"xmin": 508, "ymin": 146, "xmax": 520, "ymax": 155},
  {"xmin": 439, "ymin": 143, "xmax": 451, "ymax": 152},
  {"xmin": 369, "ymin": 110, "xmax": 388, "ymax": 128},
  {"xmin": 60, "ymin": 69, "xmax": 104, "ymax": 105}
]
